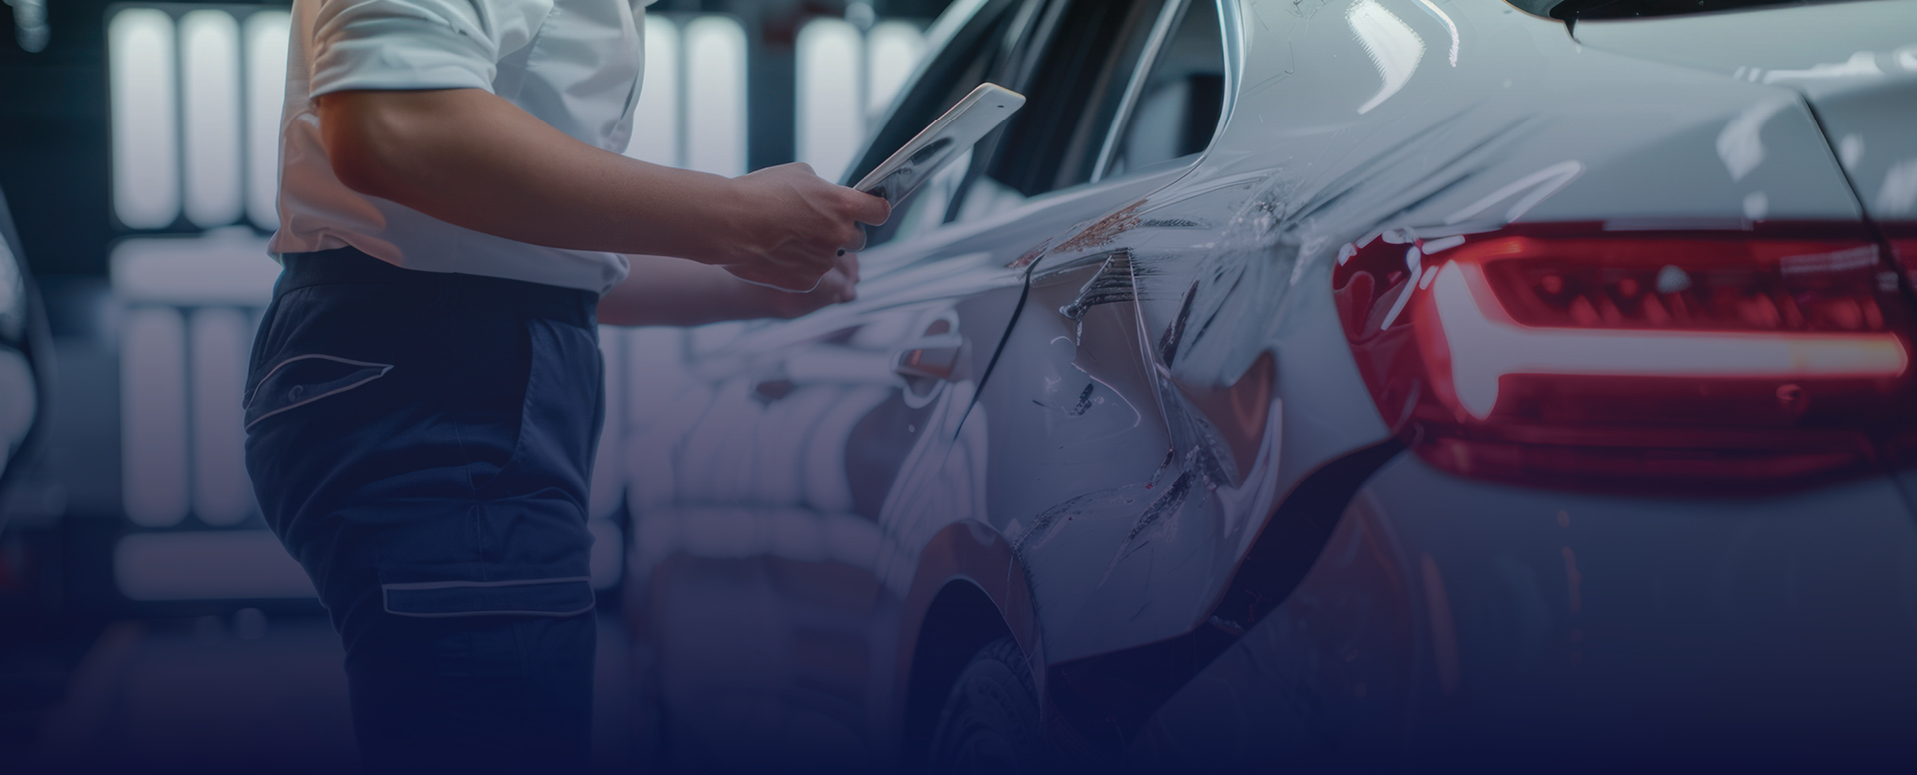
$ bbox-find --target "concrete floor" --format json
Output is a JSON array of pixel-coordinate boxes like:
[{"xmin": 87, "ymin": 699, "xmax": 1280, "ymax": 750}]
[{"xmin": 21, "ymin": 611, "xmax": 648, "ymax": 774}]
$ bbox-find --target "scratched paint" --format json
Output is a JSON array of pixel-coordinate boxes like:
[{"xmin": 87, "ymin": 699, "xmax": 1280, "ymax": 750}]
[{"xmin": 619, "ymin": 0, "xmax": 1917, "ymax": 768}]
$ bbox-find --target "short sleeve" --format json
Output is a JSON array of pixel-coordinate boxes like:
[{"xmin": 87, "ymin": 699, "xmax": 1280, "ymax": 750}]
[{"xmin": 308, "ymin": 0, "xmax": 556, "ymax": 96}]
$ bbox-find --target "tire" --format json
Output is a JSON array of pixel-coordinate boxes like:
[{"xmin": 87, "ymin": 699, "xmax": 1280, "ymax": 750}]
[{"xmin": 927, "ymin": 636, "xmax": 1056, "ymax": 773}]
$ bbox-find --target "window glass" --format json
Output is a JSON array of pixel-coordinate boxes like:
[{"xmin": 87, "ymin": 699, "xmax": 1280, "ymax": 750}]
[
  {"xmin": 853, "ymin": 0, "xmax": 1030, "ymax": 248},
  {"xmin": 1103, "ymin": 0, "xmax": 1225, "ymax": 180},
  {"xmin": 948, "ymin": 0, "xmax": 1172, "ymax": 225}
]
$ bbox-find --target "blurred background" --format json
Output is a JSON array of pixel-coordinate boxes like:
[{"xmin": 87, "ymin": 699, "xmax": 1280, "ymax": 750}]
[{"xmin": 0, "ymin": 1, "xmax": 951, "ymax": 770}]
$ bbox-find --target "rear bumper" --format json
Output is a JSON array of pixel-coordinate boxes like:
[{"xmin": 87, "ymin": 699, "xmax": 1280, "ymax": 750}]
[{"xmin": 1130, "ymin": 452, "xmax": 1917, "ymax": 768}]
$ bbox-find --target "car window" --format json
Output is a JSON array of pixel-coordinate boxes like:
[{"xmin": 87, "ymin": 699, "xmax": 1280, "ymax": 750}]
[
  {"xmin": 948, "ymin": 0, "xmax": 1175, "ymax": 226},
  {"xmin": 851, "ymin": 0, "xmax": 1036, "ymax": 248},
  {"xmin": 1100, "ymin": 0, "xmax": 1225, "ymax": 180}
]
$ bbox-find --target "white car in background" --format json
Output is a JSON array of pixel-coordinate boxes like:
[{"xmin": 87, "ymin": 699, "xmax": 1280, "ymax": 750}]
[
  {"xmin": 617, "ymin": 0, "xmax": 1917, "ymax": 770},
  {"xmin": 0, "ymin": 183, "xmax": 51, "ymax": 523}
]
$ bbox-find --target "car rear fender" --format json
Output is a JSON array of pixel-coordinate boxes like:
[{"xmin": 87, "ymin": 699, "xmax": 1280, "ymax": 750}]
[{"xmin": 890, "ymin": 519, "xmax": 1044, "ymax": 765}]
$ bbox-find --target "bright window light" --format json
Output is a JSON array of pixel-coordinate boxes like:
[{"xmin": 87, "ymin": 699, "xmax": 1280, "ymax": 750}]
[
  {"xmin": 797, "ymin": 18, "xmax": 863, "ymax": 183},
  {"xmin": 181, "ymin": 10, "xmax": 243, "ymax": 228},
  {"xmin": 123, "ymin": 306, "xmax": 190, "ymax": 527},
  {"xmin": 684, "ymin": 16, "xmax": 748, "ymax": 177},
  {"xmin": 625, "ymin": 15, "xmax": 681, "ymax": 166},
  {"xmin": 866, "ymin": 21, "xmax": 926, "ymax": 118},
  {"xmin": 244, "ymin": 11, "xmax": 291, "ymax": 231},
  {"xmin": 110, "ymin": 9, "xmax": 180, "ymax": 229},
  {"xmin": 10, "ymin": 0, "xmax": 48, "ymax": 53},
  {"xmin": 191, "ymin": 307, "xmax": 254, "ymax": 526}
]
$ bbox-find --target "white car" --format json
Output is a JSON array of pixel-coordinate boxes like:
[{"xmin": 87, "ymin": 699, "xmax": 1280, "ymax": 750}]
[
  {"xmin": 0, "ymin": 183, "xmax": 50, "ymax": 521},
  {"xmin": 618, "ymin": 0, "xmax": 1917, "ymax": 769}
]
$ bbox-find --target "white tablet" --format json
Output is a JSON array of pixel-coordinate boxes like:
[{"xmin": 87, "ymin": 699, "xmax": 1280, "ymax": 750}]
[{"xmin": 854, "ymin": 83, "xmax": 1026, "ymax": 208}]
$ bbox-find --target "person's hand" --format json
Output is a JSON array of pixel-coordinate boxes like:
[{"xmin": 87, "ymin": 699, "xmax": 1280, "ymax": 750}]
[
  {"xmin": 721, "ymin": 163, "xmax": 889, "ymax": 292},
  {"xmin": 742, "ymin": 249, "xmax": 861, "ymax": 319}
]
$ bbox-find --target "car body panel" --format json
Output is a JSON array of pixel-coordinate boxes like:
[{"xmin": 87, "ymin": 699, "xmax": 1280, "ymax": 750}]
[
  {"xmin": 623, "ymin": 0, "xmax": 1917, "ymax": 768},
  {"xmin": 1131, "ymin": 452, "xmax": 1917, "ymax": 766},
  {"xmin": 1010, "ymin": 0, "xmax": 1882, "ymax": 662},
  {"xmin": 1571, "ymin": 2, "xmax": 1917, "ymax": 307},
  {"xmin": 623, "ymin": 119, "xmax": 1198, "ymax": 770}
]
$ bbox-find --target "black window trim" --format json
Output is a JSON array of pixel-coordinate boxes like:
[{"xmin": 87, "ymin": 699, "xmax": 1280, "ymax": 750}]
[
  {"xmin": 949, "ymin": 0, "xmax": 1178, "ymax": 217},
  {"xmin": 853, "ymin": 0, "xmax": 1241, "ymax": 245},
  {"xmin": 1092, "ymin": 0, "xmax": 1235, "ymax": 185},
  {"xmin": 1090, "ymin": 0, "xmax": 1195, "ymax": 184}
]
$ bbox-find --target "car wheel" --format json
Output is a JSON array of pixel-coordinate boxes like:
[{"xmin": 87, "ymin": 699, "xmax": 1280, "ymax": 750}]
[{"xmin": 927, "ymin": 636, "xmax": 1054, "ymax": 773}]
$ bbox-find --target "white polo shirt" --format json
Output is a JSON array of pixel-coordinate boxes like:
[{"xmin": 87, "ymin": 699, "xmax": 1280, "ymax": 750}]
[{"xmin": 271, "ymin": 0, "xmax": 658, "ymax": 294}]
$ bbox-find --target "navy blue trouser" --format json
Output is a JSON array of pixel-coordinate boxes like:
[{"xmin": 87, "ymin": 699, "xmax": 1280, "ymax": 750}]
[{"xmin": 243, "ymin": 247, "xmax": 603, "ymax": 774}]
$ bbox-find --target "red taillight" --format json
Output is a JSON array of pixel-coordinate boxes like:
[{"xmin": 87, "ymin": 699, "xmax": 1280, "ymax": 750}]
[
  {"xmin": 1332, "ymin": 223, "xmax": 1917, "ymax": 491},
  {"xmin": 1887, "ymin": 224, "xmax": 1917, "ymax": 290}
]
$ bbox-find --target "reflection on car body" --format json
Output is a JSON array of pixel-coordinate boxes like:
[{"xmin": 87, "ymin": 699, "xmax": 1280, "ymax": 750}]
[
  {"xmin": 620, "ymin": 0, "xmax": 1917, "ymax": 770},
  {"xmin": 0, "ymin": 183, "xmax": 52, "ymax": 525}
]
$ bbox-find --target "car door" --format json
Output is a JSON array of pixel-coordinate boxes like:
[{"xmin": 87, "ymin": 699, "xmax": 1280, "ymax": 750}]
[
  {"xmin": 624, "ymin": 0, "xmax": 1208, "ymax": 769},
  {"xmin": 947, "ymin": 0, "xmax": 1253, "ymax": 667}
]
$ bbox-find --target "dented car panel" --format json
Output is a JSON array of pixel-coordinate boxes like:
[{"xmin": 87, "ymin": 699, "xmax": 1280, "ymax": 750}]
[
  {"xmin": 623, "ymin": 0, "xmax": 1917, "ymax": 768},
  {"xmin": 1132, "ymin": 453, "xmax": 1917, "ymax": 767}
]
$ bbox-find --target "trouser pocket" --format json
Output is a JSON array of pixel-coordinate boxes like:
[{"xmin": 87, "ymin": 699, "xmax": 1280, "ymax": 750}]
[
  {"xmin": 382, "ymin": 576, "xmax": 596, "ymax": 618},
  {"xmin": 474, "ymin": 316, "xmax": 604, "ymax": 501},
  {"xmin": 244, "ymin": 354, "xmax": 394, "ymax": 431},
  {"xmin": 243, "ymin": 266, "xmax": 601, "ymax": 637}
]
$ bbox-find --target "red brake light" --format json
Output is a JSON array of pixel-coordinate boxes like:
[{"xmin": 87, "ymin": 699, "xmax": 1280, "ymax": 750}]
[
  {"xmin": 1332, "ymin": 223, "xmax": 1917, "ymax": 491},
  {"xmin": 1887, "ymin": 224, "xmax": 1917, "ymax": 290}
]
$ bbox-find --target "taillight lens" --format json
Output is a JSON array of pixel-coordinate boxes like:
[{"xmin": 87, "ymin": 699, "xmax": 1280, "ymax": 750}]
[
  {"xmin": 1332, "ymin": 223, "xmax": 1917, "ymax": 491},
  {"xmin": 1886, "ymin": 224, "xmax": 1917, "ymax": 289}
]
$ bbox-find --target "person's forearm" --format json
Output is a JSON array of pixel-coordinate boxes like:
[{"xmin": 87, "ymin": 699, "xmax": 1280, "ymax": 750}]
[
  {"xmin": 598, "ymin": 252, "xmax": 859, "ymax": 326},
  {"xmin": 319, "ymin": 89, "xmax": 749, "ymax": 264}
]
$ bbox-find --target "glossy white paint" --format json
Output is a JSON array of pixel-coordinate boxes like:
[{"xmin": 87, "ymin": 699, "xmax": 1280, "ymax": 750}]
[
  {"xmin": 622, "ymin": 0, "xmax": 1917, "ymax": 765},
  {"xmin": 1571, "ymin": 1, "xmax": 1917, "ymax": 225},
  {"xmin": 1137, "ymin": 453, "xmax": 1917, "ymax": 765}
]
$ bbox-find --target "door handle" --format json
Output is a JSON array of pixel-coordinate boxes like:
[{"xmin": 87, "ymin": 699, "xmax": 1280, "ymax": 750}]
[{"xmin": 893, "ymin": 334, "xmax": 965, "ymax": 383}]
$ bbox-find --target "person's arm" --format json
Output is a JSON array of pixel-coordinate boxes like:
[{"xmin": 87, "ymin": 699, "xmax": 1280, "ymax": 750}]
[
  {"xmin": 597, "ymin": 251, "xmax": 859, "ymax": 327},
  {"xmin": 318, "ymin": 88, "xmax": 888, "ymax": 291}
]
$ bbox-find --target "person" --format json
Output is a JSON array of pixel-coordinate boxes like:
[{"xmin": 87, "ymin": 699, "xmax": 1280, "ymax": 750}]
[{"xmin": 242, "ymin": 0, "xmax": 890, "ymax": 771}]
